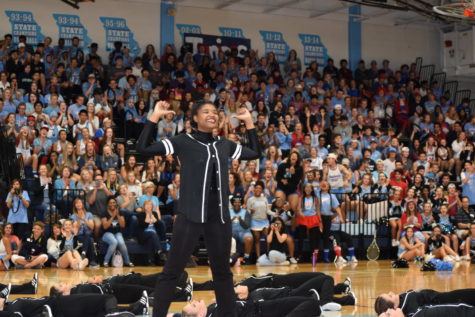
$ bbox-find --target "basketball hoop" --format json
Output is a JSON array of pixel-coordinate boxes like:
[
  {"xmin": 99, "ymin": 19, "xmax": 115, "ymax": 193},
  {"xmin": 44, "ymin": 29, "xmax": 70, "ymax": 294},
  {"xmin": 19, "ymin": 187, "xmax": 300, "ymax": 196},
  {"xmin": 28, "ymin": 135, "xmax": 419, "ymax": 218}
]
[{"xmin": 433, "ymin": 0, "xmax": 475, "ymax": 20}]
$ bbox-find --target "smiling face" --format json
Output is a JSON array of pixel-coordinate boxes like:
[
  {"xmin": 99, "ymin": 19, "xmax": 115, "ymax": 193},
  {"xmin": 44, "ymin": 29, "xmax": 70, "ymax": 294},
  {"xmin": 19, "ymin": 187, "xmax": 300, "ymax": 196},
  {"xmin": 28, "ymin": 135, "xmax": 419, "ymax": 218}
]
[
  {"xmin": 193, "ymin": 103, "xmax": 218, "ymax": 132},
  {"xmin": 182, "ymin": 300, "xmax": 207, "ymax": 317}
]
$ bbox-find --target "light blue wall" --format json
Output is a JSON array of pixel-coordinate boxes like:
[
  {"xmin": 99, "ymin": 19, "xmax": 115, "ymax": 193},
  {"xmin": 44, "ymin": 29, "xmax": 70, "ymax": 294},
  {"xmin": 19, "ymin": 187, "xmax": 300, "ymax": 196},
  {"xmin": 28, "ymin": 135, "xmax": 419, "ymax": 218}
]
[
  {"xmin": 160, "ymin": 1, "xmax": 175, "ymax": 55},
  {"xmin": 348, "ymin": 5, "xmax": 362, "ymax": 71}
]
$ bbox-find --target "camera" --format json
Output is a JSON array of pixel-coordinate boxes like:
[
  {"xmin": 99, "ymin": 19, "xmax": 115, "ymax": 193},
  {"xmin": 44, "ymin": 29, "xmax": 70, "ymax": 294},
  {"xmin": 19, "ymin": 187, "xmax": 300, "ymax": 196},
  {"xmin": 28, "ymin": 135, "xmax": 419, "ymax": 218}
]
[
  {"xmin": 14, "ymin": 189, "xmax": 20, "ymax": 196},
  {"xmin": 273, "ymin": 223, "xmax": 279, "ymax": 227},
  {"xmin": 95, "ymin": 181, "xmax": 101, "ymax": 187}
]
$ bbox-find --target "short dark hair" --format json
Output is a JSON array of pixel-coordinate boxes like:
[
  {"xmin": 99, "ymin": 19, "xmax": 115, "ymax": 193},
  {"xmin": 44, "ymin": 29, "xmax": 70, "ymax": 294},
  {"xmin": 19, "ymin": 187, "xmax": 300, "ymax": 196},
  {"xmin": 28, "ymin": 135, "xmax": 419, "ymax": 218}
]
[
  {"xmin": 191, "ymin": 100, "xmax": 216, "ymax": 128},
  {"xmin": 254, "ymin": 181, "xmax": 265, "ymax": 189},
  {"xmin": 49, "ymin": 286, "xmax": 62, "ymax": 297},
  {"xmin": 374, "ymin": 296, "xmax": 394, "ymax": 315}
]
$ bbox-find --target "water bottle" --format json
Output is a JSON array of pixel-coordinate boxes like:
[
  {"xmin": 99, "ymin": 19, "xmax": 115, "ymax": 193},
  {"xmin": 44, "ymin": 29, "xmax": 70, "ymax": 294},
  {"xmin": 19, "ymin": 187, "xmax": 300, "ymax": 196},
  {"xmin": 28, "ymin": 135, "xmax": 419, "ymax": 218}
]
[{"xmin": 312, "ymin": 249, "xmax": 319, "ymax": 267}]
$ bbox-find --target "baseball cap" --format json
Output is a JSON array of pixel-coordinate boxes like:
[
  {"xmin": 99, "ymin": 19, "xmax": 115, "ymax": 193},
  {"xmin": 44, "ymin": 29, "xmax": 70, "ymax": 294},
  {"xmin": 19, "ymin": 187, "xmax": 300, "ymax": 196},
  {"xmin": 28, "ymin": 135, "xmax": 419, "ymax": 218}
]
[
  {"xmin": 334, "ymin": 104, "xmax": 342, "ymax": 110},
  {"xmin": 18, "ymin": 43, "xmax": 25, "ymax": 48},
  {"xmin": 88, "ymin": 73, "xmax": 96, "ymax": 79},
  {"xmin": 402, "ymin": 147, "xmax": 410, "ymax": 152},
  {"xmin": 342, "ymin": 158, "xmax": 350, "ymax": 166},
  {"xmin": 40, "ymin": 125, "xmax": 49, "ymax": 131},
  {"xmin": 231, "ymin": 196, "xmax": 243, "ymax": 203},
  {"xmin": 27, "ymin": 115, "xmax": 35, "ymax": 121},
  {"xmin": 328, "ymin": 153, "xmax": 337, "ymax": 160},
  {"xmin": 389, "ymin": 147, "xmax": 397, "ymax": 152}
]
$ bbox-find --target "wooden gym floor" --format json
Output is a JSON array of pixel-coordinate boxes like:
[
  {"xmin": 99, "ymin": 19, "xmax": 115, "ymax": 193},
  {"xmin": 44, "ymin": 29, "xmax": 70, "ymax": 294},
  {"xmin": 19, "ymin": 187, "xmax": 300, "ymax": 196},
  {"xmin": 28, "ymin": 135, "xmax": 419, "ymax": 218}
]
[{"xmin": 1, "ymin": 260, "xmax": 474, "ymax": 316}]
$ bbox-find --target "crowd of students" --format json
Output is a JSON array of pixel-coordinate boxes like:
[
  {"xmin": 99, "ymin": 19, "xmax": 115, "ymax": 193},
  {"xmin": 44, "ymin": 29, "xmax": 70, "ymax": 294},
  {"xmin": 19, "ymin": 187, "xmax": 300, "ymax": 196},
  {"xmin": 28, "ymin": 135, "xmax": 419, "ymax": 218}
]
[{"xmin": 0, "ymin": 30, "xmax": 475, "ymax": 270}]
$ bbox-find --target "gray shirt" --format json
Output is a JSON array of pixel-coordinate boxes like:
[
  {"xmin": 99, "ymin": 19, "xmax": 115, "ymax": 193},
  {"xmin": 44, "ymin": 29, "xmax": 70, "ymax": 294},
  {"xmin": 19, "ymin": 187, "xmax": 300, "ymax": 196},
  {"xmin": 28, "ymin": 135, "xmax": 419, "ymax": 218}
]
[
  {"xmin": 87, "ymin": 189, "xmax": 109, "ymax": 217},
  {"xmin": 116, "ymin": 195, "xmax": 138, "ymax": 212}
]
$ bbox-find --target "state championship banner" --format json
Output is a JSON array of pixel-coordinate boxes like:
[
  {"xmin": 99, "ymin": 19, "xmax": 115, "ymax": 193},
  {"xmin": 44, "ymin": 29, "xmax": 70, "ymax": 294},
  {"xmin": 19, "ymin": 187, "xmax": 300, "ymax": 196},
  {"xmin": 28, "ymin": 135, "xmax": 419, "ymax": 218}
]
[
  {"xmin": 99, "ymin": 17, "xmax": 141, "ymax": 56},
  {"xmin": 5, "ymin": 10, "xmax": 45, "ymax": 45},
  {"xmin": 298, "ymin": 33, "xmax": 329, "ymax": 67},
  {"xmin": 53, "ymin": 14, "xmax": 92, "ymax": 49},
  {"xmin": 183, "ymin": 33, "xmax": 251, "ymax": 59}
]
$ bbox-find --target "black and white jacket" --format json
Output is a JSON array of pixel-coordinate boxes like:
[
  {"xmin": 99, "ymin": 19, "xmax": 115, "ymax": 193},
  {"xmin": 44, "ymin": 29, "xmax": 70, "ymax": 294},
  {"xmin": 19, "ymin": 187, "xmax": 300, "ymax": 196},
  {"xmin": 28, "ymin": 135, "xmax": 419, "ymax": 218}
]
[{"xmin": 137, "ymin": 120, "xmax": 260, "ymax": 223}]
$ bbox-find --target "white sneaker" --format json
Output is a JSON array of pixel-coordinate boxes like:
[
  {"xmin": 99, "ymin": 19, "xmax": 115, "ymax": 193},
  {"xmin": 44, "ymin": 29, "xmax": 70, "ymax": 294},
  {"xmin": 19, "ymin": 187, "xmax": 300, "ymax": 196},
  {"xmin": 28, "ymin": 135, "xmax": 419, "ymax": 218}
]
[
  {"xmin": 322, "ymin": 302, "xmax": 342, "ymax": 311},
  {"xmin": 278, "ymin": 260, "xmax": 290, "ymax": 266},
  {"xmin": 289, "ymin": 257, "xmax": 298, "ymax": 264},
  {"xmin": 334, "ymin": 256, "xmax": 347, "ymax": 264},
  {"xmin": 350, "ymin": 256, "xmax": 358, "ymax": 263},
  {"xmin": 443, "ymin": 256, "xmax": 453, "ymax": 262},
  {"xmin": 425, "ymin": 254, "xmax": 435, "ymax": 261},
  {"xmin": 454, "ymin": 255, "xmax": 461, "ymax": 262},
  {"xmin": 78, "ymin": 259, "xmax": 89, "ymax": 270},
  {"xmin": 391, "ymin": 239, "xmax": 398, "ymax": 247},
  {"xmin": 460, "ymin": 255, "xmax": 470, "ymax": 261}
]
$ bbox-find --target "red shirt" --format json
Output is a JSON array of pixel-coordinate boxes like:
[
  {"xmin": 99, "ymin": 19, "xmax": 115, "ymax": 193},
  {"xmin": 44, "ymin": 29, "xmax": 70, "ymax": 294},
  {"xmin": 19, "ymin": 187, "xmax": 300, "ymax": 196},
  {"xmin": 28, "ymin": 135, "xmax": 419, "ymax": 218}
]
[
  {"xmin": 389, "ymin": 179, "xmax": 408, "ymax": 198},
  {"xmin": 401, "ymin": 213, "xmax": 423, "ymax": 230},
  {"xmin": 291, "ymin": 132, "xmax": 305, "ymax": 148},
  {"xmin": 447, "ymin": 194, "xmax": 458, "ymax": 216}
]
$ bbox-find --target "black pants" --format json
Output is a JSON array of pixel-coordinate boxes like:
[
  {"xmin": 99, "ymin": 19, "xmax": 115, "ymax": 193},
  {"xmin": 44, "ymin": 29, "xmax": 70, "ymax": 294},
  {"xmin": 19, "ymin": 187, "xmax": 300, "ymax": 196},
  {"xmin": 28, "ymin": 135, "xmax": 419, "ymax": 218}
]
[
  {"xmin": 197, "ymin": 273, "xmax": 350, "ymax": 304},
  {"xmin": 258, "ymin": 296, "xmax": 322, "ymax": 317},
  {"xmin": 412, "ymin": 305, "xmax": 475, "ymax": 317},
  {"xmin": 0, "ymin": 281, "xmax": 35, "ymax": 294},
  {"xmin": 321, "ymin": 215, "xmax": 333, "ymax": 249},
  {"xmin": 154, "ymin": 215, "xmax": 235, "ymax": 317},
  {"xmin": 330, "ymin": 230, "xmax": 354, "ymax": 248},
  {"xmin": 4, "ymin": 294, "xmax": 135, "ymax": 317},
  {"xmin": 296, "ymin": 226, "xmax": 321, "ymax": 257},
  {"xmin": 272, "ymin": 273, "xmax": 352, "ymax": 305},
  {"xmin": 434, "ymin": 289, "xmax": 475, "ymax": 305},
  {"xmin": 108, "ymin": 271, "xmax": 188, "ymax": 289},
  {"xmin": 76, "ymin": 234, "xmax": 97, "ymax": 263}
]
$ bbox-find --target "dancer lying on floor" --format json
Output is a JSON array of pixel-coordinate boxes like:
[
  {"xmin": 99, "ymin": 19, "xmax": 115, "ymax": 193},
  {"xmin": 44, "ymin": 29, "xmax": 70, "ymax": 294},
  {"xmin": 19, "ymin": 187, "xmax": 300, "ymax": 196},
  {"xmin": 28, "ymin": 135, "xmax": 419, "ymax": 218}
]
[
  {"xmin": 375, "ymin": 288, "xmax": 475, "ymax": 316},
  {"xmin": 0, "ymin": 292, "xmax": 149, "ymax": 317},
  {"xmin": 50, "ymin": 271, "xmax": 192, "ymax": 304}
]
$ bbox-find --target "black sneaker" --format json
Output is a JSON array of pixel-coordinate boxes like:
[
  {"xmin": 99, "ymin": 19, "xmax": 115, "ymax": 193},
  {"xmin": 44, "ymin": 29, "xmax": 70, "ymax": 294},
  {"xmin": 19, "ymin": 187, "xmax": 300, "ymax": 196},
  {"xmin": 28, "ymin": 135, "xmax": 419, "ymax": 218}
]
[
  {"xmin": 0, "ymin": 283, "xmax": 11, "ymax": 301},
  {"xmin": 344, "ymin": 277, "xmax": 352, "ymax": 293},
  {"xmin": 41, "ymin": 304, "xmax": 53, "ymax": 317},
  {"xmin": 185, "ymin": 278, "xmax": 193, "ymax": 301},
  {"xmin": 349, "ymin": 291, "xmax": 357, "ymax": 306},
  {"xmin": 89, "ymin": 261, "xmax": 100, "ymax": 268},
  {"xmin": 130, "ymin": 293, "xmax": 147, "ymax": 315},
  {"xmin": 32, "ymin": 272, "xmax": 38, "ymax": 294},
  {"xmin": 158, "ymin": 252, "xmax": 168, "ymax": 263},
  {"xmin": 135, "ymin": 290, "xmax": 149, "ymax": 316}
]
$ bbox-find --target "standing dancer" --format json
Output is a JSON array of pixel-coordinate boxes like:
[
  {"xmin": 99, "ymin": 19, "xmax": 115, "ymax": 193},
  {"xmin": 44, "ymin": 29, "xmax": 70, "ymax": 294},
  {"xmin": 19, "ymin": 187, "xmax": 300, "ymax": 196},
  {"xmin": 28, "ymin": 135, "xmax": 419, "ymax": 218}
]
[{"xmin": 137, "ymin": 101, "xmax": 260, "ymax": 317}]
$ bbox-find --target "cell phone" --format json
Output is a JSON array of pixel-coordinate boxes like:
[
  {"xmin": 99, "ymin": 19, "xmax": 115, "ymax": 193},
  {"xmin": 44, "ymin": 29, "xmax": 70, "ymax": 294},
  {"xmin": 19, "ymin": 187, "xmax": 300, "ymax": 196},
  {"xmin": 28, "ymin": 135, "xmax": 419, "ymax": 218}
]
[{"xmin": 95, "ymin": 181, "xmax": 101, "ymax": 187}]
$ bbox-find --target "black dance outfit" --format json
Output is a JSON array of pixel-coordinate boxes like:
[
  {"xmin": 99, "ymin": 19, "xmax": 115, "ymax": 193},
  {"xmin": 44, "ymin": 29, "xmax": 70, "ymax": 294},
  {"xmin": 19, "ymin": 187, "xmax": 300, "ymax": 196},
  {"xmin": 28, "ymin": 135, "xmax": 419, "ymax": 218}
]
[{"xmin": 137, "ymin": 120, "xmax": 260, "ymax": 317}]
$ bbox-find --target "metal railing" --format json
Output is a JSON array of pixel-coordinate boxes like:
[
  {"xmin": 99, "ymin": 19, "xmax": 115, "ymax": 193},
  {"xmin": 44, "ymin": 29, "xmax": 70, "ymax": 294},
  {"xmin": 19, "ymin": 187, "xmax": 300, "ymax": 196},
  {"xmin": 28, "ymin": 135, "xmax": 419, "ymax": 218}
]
[
  {"xmin": 330, "ymin": 190, "xmax": 391, "ymax": 259},
  {"xmin": 51, "ymin": 188, "xmax": 87, "ymax": 221}
]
